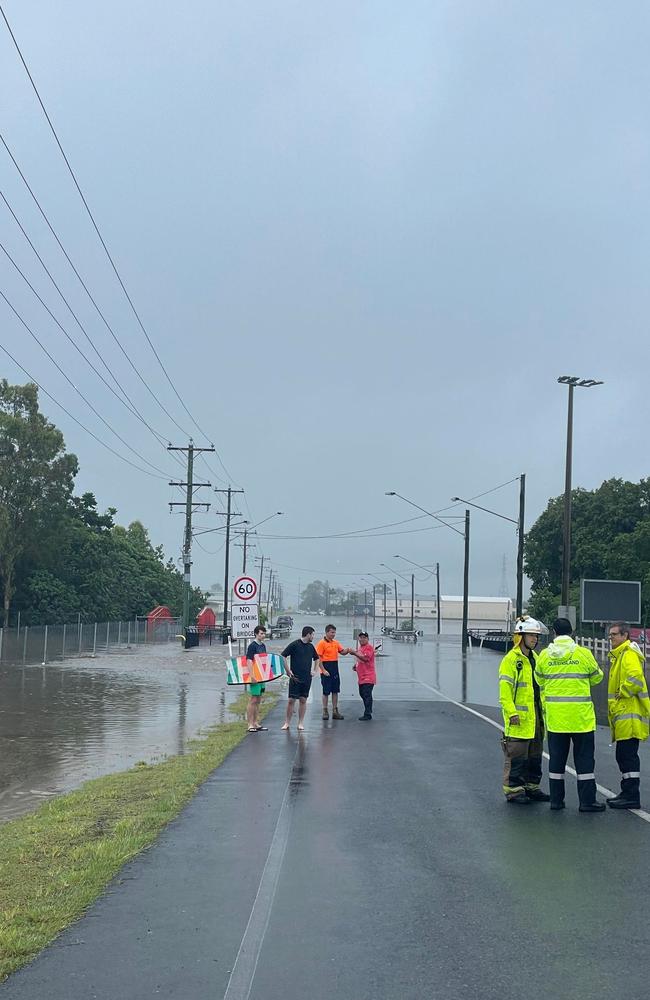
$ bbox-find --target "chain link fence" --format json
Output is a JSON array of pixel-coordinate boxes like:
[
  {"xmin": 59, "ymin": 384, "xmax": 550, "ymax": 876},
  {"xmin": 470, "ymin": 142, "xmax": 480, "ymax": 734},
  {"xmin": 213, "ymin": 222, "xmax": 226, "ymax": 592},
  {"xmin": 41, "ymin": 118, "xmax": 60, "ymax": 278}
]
[{"xmin": 0, "ymin": 617, "xmax": 181, "ymax": 667}]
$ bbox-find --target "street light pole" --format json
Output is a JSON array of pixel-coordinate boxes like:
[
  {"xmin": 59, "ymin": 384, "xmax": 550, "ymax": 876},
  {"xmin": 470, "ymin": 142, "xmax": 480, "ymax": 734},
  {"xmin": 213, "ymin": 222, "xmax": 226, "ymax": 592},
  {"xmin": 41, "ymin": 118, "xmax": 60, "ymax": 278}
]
[
  {"xmin": 462, "ymin": 509, "xmax": 470, "ymax": 673},
  {"xmin": 436, "ymin": 562, "xmax": 441, "ymax": 635},
  {"xmin": 557, "ymin": 376, "xmax": 604, "ymax": 616},
  {"xmin": 394, "ymin": 579, "xmax": 398, "ymax": 630}
]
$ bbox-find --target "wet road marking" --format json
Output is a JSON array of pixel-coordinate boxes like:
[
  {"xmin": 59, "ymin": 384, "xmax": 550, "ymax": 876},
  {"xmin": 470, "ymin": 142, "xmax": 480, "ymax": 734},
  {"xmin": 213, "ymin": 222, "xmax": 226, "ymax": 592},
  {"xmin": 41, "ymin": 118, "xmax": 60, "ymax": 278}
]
[
  {"xmin": 416, "ymin": 679, "xmax": 650, "ymax": 825},
  {"xmin": 222, "ymin": 742, "xmax": 300, "ymax": 1000}
]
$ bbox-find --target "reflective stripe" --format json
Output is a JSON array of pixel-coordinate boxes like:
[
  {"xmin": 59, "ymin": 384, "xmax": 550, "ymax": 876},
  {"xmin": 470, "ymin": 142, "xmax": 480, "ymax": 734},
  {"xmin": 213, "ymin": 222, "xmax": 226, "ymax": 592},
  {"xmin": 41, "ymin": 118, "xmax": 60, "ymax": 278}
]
[
  {"xmin": 515, "ymin": 705, "xmax": 529, "ymax": 712},
  {"xmin": 548, "ymin": 772, "xmax": 565, "ymax": 780},
  {"xmin": 545, "ymin": 695, "xmax": 592, "ymax": 703},
  {"xmin": 622, "ymin": 772, "xmax": 641, "ymax": 779},
  {"xmin": 517, "ymin": 682, "xmax": 528, "ymax": 688},
  {"xmin": 499, "ymin": 675, "xmax": 514, "ymax": 685},
  {"xmin": 639, "ymin": 693, "xmax": 650, "ymax": 700},
  {"xmin": 538, "ymin": 672, "xmax": 591, "ymax": 679},
  {"xmin": 627, "ymin": 676, "xmax": 644, "ymax": 688},
  {"xmin": 577, "ymin": 773, "xmax": 596, "ymax": 780},
  {"xmin": 612, "ymin": 713, "xmax": 649, "ymax": 722}
]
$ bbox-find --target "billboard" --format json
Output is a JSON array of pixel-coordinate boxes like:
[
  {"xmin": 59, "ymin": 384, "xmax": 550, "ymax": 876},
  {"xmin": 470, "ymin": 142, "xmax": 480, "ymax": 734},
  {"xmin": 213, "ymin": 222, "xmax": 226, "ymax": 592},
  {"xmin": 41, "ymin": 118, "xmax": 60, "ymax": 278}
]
[{"xmin": 580, "ymin": 579, "xmax": 641, "ymax": 624}]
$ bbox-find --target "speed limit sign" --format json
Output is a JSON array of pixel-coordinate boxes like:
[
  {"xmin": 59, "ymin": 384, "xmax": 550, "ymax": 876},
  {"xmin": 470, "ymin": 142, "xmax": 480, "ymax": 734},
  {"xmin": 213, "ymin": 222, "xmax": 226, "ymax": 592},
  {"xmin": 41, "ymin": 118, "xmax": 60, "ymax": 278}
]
[{"xmin": 233, "ymin": 576, "xmax": 259, "ymax": 604}]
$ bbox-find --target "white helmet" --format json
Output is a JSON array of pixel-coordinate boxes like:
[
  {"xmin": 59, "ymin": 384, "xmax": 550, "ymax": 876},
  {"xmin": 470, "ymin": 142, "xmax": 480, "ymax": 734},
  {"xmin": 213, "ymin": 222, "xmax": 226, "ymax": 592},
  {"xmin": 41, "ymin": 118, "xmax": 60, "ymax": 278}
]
[{"xmin": 513, "ymin": 615, "xmax": 543, "ymax": 635}]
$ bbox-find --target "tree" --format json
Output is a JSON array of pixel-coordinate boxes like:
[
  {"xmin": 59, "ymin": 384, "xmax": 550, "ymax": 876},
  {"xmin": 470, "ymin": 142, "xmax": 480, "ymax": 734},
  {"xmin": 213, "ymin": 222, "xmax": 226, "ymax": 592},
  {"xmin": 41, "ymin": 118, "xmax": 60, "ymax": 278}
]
[
  {"xmin": 525, "ymin": 478, "xmax": 650, "ymax": 624},
  {"xmin": 300, "ymin": 580, "xmax": 327, "ymax": 612},
  {"xmin": 0, "ymin": 382, "xmax": 77, "ymax": 624}
]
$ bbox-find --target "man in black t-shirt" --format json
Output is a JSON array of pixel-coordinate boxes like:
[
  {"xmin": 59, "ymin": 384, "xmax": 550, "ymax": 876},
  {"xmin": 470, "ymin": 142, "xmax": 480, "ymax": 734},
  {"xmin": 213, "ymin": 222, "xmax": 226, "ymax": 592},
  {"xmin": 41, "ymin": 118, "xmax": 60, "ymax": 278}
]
[{"xmin": 281, "ymin": 626, "xmax": 327, "ymax": 731}]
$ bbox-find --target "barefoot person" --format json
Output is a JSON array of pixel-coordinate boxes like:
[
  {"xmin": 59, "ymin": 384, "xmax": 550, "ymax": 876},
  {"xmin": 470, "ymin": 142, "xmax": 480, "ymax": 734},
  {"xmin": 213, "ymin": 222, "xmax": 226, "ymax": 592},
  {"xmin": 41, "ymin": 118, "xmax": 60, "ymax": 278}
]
[
  {"xmin": 281, "ymin": 626, "xmax": 325, "ymax": 731},
  {"xmin": 315, "ymin": 624, "xmax": 350, "ymax": 720},
  {"xmin": 245, "ymin": 625, "xmax": 268, "ymax": 733}
]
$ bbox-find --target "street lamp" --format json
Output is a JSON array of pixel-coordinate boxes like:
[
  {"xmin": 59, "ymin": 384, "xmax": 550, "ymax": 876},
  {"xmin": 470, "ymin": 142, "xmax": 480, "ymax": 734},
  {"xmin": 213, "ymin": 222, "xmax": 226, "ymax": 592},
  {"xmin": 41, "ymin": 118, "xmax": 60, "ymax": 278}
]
[
  {"xmin": 395, "ymin": 555, "xmax": 441, "ymax": 635},
  {"xmin": 557, "ymin": 376, "xmax": 604, "ymax": 619},
  {"xmin": 452, "ymin": 474, "xmax": 525, "ymax": 619},
  {"xmin": 386, "ymin": 491, "xmax": 470, "ymax": 675}
]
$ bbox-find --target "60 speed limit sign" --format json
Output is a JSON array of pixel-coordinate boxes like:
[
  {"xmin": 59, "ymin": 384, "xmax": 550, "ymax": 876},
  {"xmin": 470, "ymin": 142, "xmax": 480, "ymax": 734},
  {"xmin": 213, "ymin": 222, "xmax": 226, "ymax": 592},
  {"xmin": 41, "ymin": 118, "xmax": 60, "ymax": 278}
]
[{"xmin": 232, "ymin": 576, "xmax": 259, "ymax": 604}]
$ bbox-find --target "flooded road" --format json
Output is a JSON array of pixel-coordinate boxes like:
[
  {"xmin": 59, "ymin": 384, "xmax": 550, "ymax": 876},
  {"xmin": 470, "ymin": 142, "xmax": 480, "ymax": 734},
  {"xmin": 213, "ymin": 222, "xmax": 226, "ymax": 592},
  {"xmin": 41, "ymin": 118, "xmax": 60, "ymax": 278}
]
[{"xmin": 0, "ymin": 618, "xmax": 503, "ymax": 824}]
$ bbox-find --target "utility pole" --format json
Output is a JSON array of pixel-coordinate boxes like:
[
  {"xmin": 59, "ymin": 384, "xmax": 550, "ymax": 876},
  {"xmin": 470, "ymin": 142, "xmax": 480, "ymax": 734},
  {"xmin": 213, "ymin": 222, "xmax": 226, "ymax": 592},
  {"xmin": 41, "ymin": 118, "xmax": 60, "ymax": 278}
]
[
  {"xmin": 214, "ymin": 486, "xmax": 244, "ymax": 628},
  {"xmin": 436, "ymin": 562, "xmax": 441, "ymax": 635},
  {"xmin": 383, "ymin": 583, "xmax": 387, "ymax": 631},
  {"xmin": 266, "ymin": 568, "xmax": 273, "ymax": 620},
  {"xmin": 394, "ymin": 578, "xmax": 398, "ymax": 630},
  {"xmin": 410, "ymin": 573, "xmax": 415, "ymax": 630},
  {"xmin": 461, "ymin": 510, "xmax": 471, "ymax": 699},
  {"xmin": 168, "ymin": 442, "xmax": 214, "ymax": 632}
]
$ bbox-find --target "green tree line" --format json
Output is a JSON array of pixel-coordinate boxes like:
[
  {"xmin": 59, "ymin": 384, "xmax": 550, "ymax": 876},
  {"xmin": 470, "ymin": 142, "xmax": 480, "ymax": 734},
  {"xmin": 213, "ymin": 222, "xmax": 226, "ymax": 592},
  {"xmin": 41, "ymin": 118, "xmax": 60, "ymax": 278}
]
[
  {"xmin": 525, "ymin": 478, "xmax": 650, "ymax": 626},
  {"xmin": 0, "ymin": 381, "xmax": 205, "ymax": 626}
]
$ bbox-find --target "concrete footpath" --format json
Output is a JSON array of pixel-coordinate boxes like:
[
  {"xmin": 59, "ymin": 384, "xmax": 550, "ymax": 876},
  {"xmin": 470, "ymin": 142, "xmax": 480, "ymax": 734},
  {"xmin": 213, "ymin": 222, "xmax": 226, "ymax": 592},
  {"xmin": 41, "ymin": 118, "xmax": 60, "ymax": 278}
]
[{"xmin": 2, "ymin": 643, "xmax": 650, "ymax": 999}]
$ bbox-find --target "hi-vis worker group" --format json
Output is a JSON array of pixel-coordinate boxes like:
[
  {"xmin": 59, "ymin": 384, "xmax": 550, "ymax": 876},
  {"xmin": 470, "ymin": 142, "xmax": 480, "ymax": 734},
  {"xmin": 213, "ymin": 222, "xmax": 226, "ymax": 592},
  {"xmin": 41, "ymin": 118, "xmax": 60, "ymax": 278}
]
[{"xmin": 499, "ymin": 616, "xmax": 649, "ymax": 811}]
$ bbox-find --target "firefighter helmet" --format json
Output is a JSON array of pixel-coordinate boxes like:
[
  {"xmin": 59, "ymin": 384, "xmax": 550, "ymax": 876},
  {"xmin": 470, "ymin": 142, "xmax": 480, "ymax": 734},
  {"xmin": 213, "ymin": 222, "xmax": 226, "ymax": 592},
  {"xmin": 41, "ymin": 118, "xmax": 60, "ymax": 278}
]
[{"xmin": 513, "ymin": 615, "xmax": 543, "ymax": 635}]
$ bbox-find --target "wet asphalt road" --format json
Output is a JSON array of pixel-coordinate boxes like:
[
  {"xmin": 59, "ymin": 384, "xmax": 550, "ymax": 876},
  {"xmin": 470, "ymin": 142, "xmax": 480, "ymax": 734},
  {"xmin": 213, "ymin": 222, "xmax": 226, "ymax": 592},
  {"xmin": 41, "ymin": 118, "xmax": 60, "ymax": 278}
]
[{"xmin": 3, "ymin": 644, "xmax": 650, "ymax": 1000}]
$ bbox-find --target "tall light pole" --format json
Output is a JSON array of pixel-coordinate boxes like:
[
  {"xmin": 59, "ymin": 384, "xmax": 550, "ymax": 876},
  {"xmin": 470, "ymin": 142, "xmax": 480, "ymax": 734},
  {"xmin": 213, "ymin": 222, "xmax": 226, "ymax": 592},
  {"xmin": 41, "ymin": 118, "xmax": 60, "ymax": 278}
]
[
  {"xmin": 386, "ymin": 491, "xmax": 469, "ymax": 654},
  {"xmin": 452, "ymin": 474, "xmax": 525, "ymax": 617},
  {"xmin": 395, "ymin": 555, "xmax": 441, "ymax": 635},
  {"xmin": 557, "ymin": 376, "xmax": 604, "ymax": 619}
]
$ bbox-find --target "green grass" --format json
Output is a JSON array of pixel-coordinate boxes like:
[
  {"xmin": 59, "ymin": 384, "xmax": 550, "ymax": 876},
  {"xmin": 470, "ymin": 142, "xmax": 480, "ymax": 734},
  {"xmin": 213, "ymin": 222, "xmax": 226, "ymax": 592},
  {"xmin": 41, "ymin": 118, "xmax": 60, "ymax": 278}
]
[{"xmin": 0, "ymin": 691, "xmax": 278, "ymax": 981}]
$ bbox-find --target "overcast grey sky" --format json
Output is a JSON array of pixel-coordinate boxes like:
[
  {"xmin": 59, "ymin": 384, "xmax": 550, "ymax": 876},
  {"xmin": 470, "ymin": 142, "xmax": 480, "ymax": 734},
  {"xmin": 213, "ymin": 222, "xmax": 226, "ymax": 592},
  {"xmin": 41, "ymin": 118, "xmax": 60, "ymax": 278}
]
[{"xmin": 2, "ymin": 1, "xmax": 649, "ymax": 604}]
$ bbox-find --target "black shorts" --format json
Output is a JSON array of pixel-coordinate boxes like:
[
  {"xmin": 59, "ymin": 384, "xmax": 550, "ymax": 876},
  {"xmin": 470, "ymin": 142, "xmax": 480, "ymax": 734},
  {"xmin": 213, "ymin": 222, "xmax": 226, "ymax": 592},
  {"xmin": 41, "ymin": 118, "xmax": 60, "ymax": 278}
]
[
  {"xmin": 320, "ymin": 662, "xmax": 340, "ymax": 695},
  {"xmin": 288, "ymin": 677, "xmax": 312, "ymax": 700}
]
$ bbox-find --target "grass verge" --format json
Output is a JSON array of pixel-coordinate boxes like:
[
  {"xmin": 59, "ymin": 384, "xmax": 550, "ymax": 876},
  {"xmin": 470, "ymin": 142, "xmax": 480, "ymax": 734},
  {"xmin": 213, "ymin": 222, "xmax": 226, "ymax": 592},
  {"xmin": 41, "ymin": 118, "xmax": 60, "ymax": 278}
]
[{"xmin": 0, "ymin": 691, "xmax": 278, "ymax": 981}]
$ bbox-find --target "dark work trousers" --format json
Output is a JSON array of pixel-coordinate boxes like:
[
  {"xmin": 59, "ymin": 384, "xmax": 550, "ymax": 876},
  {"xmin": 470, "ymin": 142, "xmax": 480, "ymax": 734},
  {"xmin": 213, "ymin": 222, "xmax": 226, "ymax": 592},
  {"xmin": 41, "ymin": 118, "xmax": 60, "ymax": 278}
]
[
  {"xmin": 502, "ymin": 728, "xmax": 544, "ymax": 798},
  {"xmin": 359, "ymin": 683, "xmax": 374, "ymax": 718},
  {"xmin": 615, "ymin": 738, "xmax": 641, "ymax": 802},
  {"xmin": 547, "ymin": 730, "xmax": 597, "ymax": 807}
]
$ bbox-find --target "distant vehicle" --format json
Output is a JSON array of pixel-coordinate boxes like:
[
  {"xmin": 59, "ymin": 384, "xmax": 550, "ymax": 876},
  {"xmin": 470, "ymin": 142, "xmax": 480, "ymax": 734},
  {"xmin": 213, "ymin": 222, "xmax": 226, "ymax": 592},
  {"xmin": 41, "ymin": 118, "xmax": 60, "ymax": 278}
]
[
  {"xmin": 317, "ymin": 610, "xmax": 325, "ymax": 615},
  {"xmin": 276, "ymin": 615, "xmax": 293, "ymax": 627},
  {"xmin": 268, "ymin": 620, "xmax": 292, "ymax": 639}
]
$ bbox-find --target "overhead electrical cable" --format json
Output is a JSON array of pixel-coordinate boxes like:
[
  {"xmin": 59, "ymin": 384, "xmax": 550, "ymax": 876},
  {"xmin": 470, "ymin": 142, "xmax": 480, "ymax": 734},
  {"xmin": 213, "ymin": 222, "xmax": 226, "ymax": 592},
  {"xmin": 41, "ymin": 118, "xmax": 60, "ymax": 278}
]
[
  {"xmin": 0, "ymin": 237, "xmax": 181, "ymax": 476},
  {"xmin": 0, "ymin": 190, "xmax": 176, "ymax": 451},
  {"xmin": 0, "ymin": 288, "xmax": 175, "ymax": 478},
  {"xmin": 0, "ymin": 336, "xmax": 170, "ymax": 479},
  {"xmin": 0, "ymin": 131, "xmax": 192, "ymax": 440},
  {"xmin": 0, "ymin": 9, "xmax": 240, "ymax": 486}
]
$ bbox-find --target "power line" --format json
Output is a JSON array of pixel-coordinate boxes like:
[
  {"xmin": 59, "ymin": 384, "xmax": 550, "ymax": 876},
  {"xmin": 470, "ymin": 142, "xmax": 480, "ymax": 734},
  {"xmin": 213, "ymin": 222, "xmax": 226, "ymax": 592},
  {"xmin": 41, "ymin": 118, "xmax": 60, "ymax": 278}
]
[
  {"xmin": 0, "ymin": 190, "xmax": 177, "ymax": 455},
  {"xmin": 0, "ymin": 240, "xmax": 178, "ymax": 477},
  {"xmin": 0, "ymin": 336, "xmax": 170, "ymax": 478},
  {"xmin": 0, "ymin": 8, "xmax": 239, "ymax": 479},
  {"xmin": 0, "ymin": 285, "xmax": 175, "ymax": 478},
  {"xmin": 0, "ymin": 131, "xmax": 192, "ymax": 440}
]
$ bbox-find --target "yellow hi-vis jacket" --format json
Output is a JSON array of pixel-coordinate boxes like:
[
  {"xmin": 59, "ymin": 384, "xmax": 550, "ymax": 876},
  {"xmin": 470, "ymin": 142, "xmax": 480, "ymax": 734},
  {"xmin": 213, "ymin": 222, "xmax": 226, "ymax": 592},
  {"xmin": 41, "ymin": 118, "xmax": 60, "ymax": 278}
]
[
  {"xmin": 608, "ymin": 639, "xmax": 650, "ymax": 742},
  {"xmin": 499, "ymin": 645, "xmax": 541, "ymax": 739},
  {"xmin": 534, "ymin": 637, "xmax": 603, "ymax": 733}
]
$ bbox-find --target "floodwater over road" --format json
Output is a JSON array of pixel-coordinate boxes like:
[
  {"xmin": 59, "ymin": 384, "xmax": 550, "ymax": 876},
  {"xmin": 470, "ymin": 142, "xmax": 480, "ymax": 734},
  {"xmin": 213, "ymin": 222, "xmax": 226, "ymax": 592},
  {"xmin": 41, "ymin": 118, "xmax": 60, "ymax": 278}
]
[{"xmin": 0, "ymin": 617, "xmax": 502, "ymax": 824}]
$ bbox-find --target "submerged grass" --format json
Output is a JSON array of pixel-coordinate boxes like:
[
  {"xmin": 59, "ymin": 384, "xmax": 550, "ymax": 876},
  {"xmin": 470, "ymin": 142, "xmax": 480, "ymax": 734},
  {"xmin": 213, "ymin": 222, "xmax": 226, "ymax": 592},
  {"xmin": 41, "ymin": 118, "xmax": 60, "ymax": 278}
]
[{"xmin": 0, "ymin": 691, "xmax": 278, "ymax": 981}]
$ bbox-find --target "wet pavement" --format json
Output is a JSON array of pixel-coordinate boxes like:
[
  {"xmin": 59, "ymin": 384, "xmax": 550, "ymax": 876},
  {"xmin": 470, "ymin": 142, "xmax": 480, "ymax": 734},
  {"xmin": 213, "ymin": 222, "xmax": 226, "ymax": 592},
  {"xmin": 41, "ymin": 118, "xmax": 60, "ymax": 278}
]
[
  {"xmin": 0, "ymin": 617, "xmax": 500, "ymax": 824},
  {"xmin": 4, "ymin": 629, "xmax": 649, "ymax": 998}
]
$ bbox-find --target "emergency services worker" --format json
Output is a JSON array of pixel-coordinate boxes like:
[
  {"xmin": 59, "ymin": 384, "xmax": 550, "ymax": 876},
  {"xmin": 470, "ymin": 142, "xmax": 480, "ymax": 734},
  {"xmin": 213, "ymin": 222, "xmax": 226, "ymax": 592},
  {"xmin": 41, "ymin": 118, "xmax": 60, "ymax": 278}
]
[
  {"xmin": 499, "ymin": 616, "xmax": 550, "ymax": 804},
  {"xmin": 534, "ymin": 617, "xmax": 604, "ymax": 812},
  {"xmin": 607, "ymin": 621, "xmax": 649, "ymax": 809}
]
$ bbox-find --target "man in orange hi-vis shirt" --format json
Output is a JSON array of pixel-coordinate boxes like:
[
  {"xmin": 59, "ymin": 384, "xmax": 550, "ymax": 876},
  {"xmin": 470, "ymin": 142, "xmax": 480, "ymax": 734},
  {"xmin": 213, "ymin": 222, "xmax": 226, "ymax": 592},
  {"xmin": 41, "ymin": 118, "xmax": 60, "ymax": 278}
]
[{"xmin": 315, "ymin": 624, "xmax": 352, "ymax": 721}]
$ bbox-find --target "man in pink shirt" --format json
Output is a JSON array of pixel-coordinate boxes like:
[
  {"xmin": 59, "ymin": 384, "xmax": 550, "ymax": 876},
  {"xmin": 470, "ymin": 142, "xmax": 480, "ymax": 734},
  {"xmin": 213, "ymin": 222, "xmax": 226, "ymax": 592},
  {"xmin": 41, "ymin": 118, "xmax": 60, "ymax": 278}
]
[{"xmin": 349, "ymin": 631, "xmax": 379, "ymax": 720}]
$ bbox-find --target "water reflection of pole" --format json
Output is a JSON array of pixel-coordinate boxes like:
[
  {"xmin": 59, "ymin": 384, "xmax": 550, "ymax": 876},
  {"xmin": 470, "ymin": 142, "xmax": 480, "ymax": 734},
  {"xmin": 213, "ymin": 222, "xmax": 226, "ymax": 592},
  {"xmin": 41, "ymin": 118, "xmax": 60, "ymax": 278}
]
[{"xmin": 177, "ymin": 682, "xmax": 187, "ymax": 755}]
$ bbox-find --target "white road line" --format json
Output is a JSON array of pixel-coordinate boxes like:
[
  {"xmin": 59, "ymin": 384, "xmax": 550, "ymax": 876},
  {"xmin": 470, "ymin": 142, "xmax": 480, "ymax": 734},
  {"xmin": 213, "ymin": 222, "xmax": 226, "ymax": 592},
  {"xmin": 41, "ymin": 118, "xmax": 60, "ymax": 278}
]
[
  {"xmin": 417, "ymin": 678, "xmax": 650, "ymax": 824},
  {"xmin": 222, "ymin": 744, "xmax": 299, "ymax": 1000}
]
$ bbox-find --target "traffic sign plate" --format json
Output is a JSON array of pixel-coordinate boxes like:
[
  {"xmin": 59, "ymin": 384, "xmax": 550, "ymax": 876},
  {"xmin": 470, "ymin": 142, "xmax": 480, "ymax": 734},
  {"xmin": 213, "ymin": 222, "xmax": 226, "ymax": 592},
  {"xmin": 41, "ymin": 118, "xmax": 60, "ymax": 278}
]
[
  {"xmin": 233, "ymin": 576, "xmax": 259, "ymax": 604},
  {"xmin": 231, "ymin": 604, "xmax": 259, "ymax": 639}
]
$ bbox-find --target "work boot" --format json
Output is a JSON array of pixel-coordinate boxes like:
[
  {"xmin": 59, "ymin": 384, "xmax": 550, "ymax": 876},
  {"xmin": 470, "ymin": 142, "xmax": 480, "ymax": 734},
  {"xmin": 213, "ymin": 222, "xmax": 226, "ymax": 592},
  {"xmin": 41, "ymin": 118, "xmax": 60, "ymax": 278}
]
[
  {"xmin": 507, "ymin": 792, "xmax": 532, "ymax": 805},
  {"xmin": 322, "ymin": 710, "xmax": 329, "ymax": 720},
  {"xmin": 579, "ymin": 801, "xmax": 606, "ymax": 813},
  {"xmin": 332, "ymin": 709, "xmax": 344, "ymax": 720},
  {"xmin": 608, "ymin": 796, "xmax": 640, "ymax": 810},
  {"xmin": 526, "ymin": 788, "xmax": 551, "ymax": 802}
]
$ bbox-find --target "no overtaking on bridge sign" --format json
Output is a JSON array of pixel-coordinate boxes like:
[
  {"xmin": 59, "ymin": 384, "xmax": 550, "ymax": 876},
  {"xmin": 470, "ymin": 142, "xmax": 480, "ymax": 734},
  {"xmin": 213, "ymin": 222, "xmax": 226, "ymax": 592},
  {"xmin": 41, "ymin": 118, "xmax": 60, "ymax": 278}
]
[{"xmin": 231, "ymin": 604, "xmax": 259, "ymax": 639}]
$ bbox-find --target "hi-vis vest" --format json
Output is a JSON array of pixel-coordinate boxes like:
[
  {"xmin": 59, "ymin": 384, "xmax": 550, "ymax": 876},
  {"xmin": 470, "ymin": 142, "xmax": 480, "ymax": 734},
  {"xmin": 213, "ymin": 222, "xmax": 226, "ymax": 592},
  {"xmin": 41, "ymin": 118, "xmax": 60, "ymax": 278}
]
[
  {"xmin": 608, "ymin": 640, "xmax": 650, "ymax": 742},
  {"xmin": 534, "ymin": 637, "xmax": 603, "ymax": 733},
  {"xmin": 499, "ymin": 646, "xmax": 540, "ymax": 739}
]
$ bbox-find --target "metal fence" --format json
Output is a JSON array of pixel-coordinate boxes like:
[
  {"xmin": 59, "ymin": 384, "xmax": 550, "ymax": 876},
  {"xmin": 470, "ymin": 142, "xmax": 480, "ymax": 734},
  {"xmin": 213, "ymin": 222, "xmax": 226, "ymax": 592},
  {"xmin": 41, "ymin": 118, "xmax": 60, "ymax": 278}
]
[{"xmin": 0, "ymin": 617, "xmax": 181, "ymax": 667}]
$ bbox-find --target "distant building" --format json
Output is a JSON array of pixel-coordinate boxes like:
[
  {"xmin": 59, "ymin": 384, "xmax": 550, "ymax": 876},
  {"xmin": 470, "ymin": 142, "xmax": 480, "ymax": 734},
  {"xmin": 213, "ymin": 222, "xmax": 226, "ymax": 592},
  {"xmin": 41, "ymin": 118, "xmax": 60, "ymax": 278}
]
[{"xmin": 374, "ymin": 594, "xmax": 513, "ymax": 624}]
